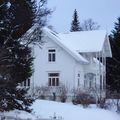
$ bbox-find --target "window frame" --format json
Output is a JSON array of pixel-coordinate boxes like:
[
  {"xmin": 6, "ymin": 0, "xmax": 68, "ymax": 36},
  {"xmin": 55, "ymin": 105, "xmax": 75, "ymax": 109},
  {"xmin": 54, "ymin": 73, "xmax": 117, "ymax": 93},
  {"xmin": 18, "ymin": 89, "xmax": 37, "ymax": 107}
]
[
  {"xmin": 48, "ymin": 49, "xmax": 56, "ymax": 62},
  {"xmin": 84, "ymin": 73, "xmax": 96, "ymax": 89},
  {"xmin": 48, "ymin": 73, "xmax": 59, "ymax": 86},
  {"xmin": 21, "ymin": 79, "xmax": 30, "ymax": 87},
  {"xmin": 77, "ymin": 73, "xmax": 80, "ymax": 86}
]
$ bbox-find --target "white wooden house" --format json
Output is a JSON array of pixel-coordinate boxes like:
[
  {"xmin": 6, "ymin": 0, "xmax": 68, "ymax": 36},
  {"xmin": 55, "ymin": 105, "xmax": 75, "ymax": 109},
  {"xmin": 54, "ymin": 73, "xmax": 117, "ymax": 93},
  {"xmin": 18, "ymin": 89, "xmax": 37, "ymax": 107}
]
[{"xmin": 21, "ymin": 25, "xmax": 112, "ymax": 96}]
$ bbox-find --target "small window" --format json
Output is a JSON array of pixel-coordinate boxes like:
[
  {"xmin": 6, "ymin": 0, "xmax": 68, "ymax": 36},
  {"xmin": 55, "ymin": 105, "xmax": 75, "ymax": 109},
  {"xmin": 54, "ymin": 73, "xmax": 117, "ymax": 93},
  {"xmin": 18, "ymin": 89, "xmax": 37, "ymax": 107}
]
[
  {"xmin": 21, "ymin": 79, "xmax": 30, "ymax": 87},
  {"xmin": 48, "ymin": 49, "xmax": 56, "ymax": 62},
  {"xmin": 78, "ymin": 73, "xmax": 80, "ymax": 86},
  {"xmin": 48, "ymin": 73, "xmax": 59, "ymax": 86}
]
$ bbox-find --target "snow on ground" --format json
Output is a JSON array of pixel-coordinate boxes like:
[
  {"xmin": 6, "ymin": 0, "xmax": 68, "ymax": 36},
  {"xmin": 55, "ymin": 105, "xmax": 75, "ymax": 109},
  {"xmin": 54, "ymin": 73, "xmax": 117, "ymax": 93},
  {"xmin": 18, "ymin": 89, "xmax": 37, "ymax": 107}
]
[
  {"xmin": 0, "ymin": 110, "xmax": 36, "ymax": 120},
  {"xmin": 31, "ymin": 100, "xmax": 120, "ymax": 120},
  {"xmin": 0, "ymin": 100, "xmax": 120, "ymax": 120}
]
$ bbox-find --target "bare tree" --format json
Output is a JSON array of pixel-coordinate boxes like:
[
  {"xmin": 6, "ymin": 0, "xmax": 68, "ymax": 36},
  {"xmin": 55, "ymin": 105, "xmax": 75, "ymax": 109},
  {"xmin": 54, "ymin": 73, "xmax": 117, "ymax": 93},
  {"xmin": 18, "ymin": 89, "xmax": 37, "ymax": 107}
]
[
  {"xmin": 82, "ymin": 18, "xmax": 100, "ymax": 31},
  {"xmin": 56, "ymin": 83, "xmax": 68, "ymax": 102},
  {"xmin": 90, "ymin": 85, "xmax": 106, "ymax": 108},
  {"xmin": 36, "ymin": 0, "xmax": 52, "ymax": 26}
]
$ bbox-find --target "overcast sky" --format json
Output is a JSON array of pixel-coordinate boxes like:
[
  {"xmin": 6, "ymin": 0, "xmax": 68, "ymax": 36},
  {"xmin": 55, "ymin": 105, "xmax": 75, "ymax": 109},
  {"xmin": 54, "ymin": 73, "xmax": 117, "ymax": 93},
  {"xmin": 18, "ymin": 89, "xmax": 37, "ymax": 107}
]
[{"xmin": 46, "ymin": 0, "xmax": 120, "ymax": 33}]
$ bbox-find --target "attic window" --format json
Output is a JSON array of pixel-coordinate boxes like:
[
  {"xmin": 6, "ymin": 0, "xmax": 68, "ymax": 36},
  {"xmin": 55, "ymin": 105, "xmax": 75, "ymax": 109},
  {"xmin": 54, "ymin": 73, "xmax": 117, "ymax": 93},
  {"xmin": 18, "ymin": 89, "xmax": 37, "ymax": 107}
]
[{"xmin": 48, "ymin": 49, "xmax": 56, "ymax": 62}]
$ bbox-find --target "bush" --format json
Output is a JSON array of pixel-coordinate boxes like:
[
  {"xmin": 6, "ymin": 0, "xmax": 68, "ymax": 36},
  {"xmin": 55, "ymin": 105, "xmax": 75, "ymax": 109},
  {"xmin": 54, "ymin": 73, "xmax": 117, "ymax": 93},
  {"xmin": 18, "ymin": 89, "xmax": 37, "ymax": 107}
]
[{"xmin": 72, "ymin": 88, "xmax": 95, "ymax": 107}]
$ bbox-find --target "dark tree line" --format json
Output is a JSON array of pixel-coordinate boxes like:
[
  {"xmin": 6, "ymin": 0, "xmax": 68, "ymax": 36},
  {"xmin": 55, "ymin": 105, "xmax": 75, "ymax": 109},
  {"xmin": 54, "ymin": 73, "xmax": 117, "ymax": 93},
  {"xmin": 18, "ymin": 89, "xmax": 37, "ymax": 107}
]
[{"xmin": 107, "ymin": 17, "xmax": 120, "ymax": 93}]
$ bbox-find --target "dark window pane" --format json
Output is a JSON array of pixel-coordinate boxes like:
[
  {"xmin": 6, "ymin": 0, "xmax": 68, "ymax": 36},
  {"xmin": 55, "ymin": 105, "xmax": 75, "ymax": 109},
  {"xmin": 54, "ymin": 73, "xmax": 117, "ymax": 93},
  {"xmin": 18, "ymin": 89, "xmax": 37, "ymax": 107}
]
[
  {"xmin": 56, "ymin": 78, "xmax": 59, "ymax": 86},
  {"xmin": 52, "ymin": 78, "xmax": 55, "ymax": 86},
  {"xmin": 49, "ymin": 78, "xmax": 51, "ymax": 86},
  {"xmin": 24, "ymin": 81, "xmax": 26, "ymax": 86},
  {"xmin": 48, "ymin": 73, "xmax": 59, "ymax": 77},
  {"xmin": 48, "ymin": 54, "xmax": 51, "ymax": 61},
  {"xmin": 48, "ymin": 49, "xmax": 55, "ymax": 52},
  {"xmin": 52, "ymin": 53, "xmax": 56, "ymax": 61},
  {"xmin": 28, "ymin": 79, "xmax": 30, "ymax": 86}
]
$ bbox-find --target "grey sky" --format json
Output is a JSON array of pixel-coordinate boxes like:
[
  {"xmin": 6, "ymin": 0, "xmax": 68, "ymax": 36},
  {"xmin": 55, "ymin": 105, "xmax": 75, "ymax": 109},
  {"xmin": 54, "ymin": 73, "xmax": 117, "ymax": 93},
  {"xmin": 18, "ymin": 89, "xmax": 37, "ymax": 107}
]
[{"xmin": 46, "ymin": 0, "xmax": 120, "ymax": 33}]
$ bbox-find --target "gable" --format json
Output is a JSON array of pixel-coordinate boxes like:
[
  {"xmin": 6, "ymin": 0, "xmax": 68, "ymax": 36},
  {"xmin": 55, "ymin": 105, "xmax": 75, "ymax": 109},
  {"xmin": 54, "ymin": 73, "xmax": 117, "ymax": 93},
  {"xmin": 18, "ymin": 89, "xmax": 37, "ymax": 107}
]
[{"xmin": 102, "ymin": 36, "xmax": 112, "ymax": 57}]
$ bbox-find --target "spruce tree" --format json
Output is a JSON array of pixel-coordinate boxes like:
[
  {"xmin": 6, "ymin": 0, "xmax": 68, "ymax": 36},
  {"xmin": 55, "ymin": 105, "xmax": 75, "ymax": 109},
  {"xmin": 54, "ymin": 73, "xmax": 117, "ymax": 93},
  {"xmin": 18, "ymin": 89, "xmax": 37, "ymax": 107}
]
[
  {"xmin": 0, "ymin": 0, "xmax": 35, "ymax": 112},
  {"xmin": 0, "ymin": 0, "xmax": 51, "ymax": 112},
  {"xmin": 70, "ymin": 9, "xmax": 82, "ymax": 32},
  {"xmin": 0, "ymin": 0, "xmax": 37, "ymax": 46},
  {"xmin": 106, "ymin": 17, "xmax": 120, "ymax": 92}
]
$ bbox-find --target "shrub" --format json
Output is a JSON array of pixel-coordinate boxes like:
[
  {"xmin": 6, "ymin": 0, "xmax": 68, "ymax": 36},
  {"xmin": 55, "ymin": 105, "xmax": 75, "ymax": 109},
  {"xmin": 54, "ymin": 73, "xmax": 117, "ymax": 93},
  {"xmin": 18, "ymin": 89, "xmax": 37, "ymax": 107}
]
[{"xmin": 72, "ymin": 88, "xmax": 95, "ymax": 107}]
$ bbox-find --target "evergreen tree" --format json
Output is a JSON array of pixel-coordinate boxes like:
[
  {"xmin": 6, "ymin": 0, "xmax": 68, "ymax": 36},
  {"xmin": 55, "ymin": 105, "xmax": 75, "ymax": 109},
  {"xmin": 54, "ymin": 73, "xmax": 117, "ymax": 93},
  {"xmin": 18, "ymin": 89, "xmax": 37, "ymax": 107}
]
[
  {"xmin": 0, "ymin": 43, "xmax": 33, "ymax": 112},
  {"xmin": 0, "ymin": 0, "xmax": 35, "ymax": 112},
  {"xmin": 106, "ymin": 17, "xmax": 120, "ymax": 92},
  {"xmin": 70, "ymin": 9, "xmax": 82, "ymax": 32},
  {"xmin": 0, "ymin": 0, "xmax": 51, "ymax": 112},
  {"xmin": 0, "ymin": 0, "xmax": 36, "ymax": 38}
]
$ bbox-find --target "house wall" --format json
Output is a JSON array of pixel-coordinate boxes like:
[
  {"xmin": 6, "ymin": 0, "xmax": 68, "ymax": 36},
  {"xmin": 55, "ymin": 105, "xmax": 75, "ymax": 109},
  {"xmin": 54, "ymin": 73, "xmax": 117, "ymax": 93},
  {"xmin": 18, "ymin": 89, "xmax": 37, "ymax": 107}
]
[
  {"xmin": 31, "ymin": 36, "xmax": 84, "ymax": 91},
  {"xmin": 29, "ymin": 37, "xmax": 105, "ymax": 96},
  {"xmin": 74, "ymin": 57, "xmax": 101, "ymax": 89}
]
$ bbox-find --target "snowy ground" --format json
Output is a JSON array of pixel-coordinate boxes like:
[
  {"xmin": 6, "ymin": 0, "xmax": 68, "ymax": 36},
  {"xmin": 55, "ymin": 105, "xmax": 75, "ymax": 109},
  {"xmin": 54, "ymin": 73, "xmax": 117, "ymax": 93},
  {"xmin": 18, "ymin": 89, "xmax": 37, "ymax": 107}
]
[
  {"xmin": 31, "ymin": 100, "xmax": 120, "ymax": 120},
  {"xmin": 0, "ymin": 100, "xmax": 120, "ymax": 120}
]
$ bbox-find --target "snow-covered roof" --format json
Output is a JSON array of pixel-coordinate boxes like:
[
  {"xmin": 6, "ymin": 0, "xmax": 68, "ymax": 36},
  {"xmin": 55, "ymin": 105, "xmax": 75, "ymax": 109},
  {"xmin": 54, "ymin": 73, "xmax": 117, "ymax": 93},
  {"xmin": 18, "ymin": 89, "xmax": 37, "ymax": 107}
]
[
  {"xmin": 21, "ymin": 25, "xmax": 112, "ymax": 63},
  {"xmin": 58, "ymin": 30, "xmax": 106, "ymax": 53},
  {"xmin": 43, "ymin": 27, "xmax": 112, "ymax": 58}
]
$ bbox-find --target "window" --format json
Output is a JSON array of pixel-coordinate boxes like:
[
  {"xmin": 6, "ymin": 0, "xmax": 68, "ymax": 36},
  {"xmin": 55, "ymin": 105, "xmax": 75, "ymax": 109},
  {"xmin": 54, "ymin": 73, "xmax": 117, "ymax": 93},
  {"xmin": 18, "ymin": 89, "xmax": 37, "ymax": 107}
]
[
  {"xmin": 48, "ymin": 73, "xmax": 59, "ymax": 86},
  {"xmin": 21, "ymin": 79, "xmax": 30, "ymax": 87},
  {"xmin": 48, "ymin": 49, "xmax": 56, "ymax": 62},
  {"xmin": 78, "ymin": 73, "xmax": 80, "ymax": 86},
  {"xmin": 84, "ymin": 73, "xmax": 96, "ymax": 89}
]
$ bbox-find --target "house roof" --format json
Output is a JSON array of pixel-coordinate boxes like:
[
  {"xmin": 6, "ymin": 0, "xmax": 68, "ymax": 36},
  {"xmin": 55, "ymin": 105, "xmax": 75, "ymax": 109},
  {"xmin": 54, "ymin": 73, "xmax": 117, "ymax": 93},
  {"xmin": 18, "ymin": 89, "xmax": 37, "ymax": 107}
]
[
  {"xmin": 58, "ymin": 30, "xmax": 106, "ymax": 53},
  {"xmin": 43, "ymin": 27, "xmax": 112, "ymax": 57}
]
